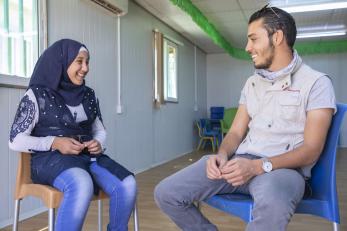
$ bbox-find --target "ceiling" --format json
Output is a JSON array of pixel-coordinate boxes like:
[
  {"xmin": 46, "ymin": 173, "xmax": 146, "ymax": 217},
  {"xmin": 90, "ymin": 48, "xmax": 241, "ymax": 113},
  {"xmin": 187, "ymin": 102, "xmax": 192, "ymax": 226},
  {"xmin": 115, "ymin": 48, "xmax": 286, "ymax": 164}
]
[{"xmin": 134, "ymin": 0, "xmax": 347, "ymax": 54}]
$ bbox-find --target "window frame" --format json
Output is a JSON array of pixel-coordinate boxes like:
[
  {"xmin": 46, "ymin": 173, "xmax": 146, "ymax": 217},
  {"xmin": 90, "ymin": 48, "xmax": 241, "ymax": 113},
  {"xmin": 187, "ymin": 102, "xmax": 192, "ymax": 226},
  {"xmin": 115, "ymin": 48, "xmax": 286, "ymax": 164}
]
[
  {"xmin": 163, "ymin": 38, "xmax": 178, "ymax": 103},
  {"xmin": 0, "ymin": 0, "xmax": 47, "ymax": 88}
]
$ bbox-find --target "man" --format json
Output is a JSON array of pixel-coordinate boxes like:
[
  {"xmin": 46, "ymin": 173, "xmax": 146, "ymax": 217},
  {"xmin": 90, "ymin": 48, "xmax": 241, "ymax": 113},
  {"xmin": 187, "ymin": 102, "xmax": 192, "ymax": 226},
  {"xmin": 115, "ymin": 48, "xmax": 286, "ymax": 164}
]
[{"xmin": 154, "ymin": 5, "xmax": 336, "ymax": 231}]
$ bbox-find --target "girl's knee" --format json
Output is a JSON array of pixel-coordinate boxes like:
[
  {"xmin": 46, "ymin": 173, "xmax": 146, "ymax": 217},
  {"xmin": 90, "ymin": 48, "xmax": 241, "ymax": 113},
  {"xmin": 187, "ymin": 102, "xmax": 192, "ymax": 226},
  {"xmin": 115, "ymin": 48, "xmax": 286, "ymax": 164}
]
[
  {"xmin": 109, "ymin": 175, "xmax": 137, "ymax": 199},
  {"xmin": 123, "ymin": 175, "xmax": 136, "ymax": 187},
  {"xmin": 122, "ymin": 175, "xmax": 137, "ymax": 195},
  {"xmin": 54, "ymin": 168, "xmax": 94, "ymax": 206},
  {"xmin": 65, "ymin": 168, "xmax": 94, "ymax": 196}
]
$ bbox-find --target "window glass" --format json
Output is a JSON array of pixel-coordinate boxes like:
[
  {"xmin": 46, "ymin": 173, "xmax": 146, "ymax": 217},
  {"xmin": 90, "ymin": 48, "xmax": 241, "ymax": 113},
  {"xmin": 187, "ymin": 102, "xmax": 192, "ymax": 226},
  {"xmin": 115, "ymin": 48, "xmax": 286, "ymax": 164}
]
[
  {"xmin": 0, "ymin": 0, "xmax": 39, "ymax": 77},
  {"xmin": 163, "ymin": 39, "xmax": 178, "ymax": 102}
]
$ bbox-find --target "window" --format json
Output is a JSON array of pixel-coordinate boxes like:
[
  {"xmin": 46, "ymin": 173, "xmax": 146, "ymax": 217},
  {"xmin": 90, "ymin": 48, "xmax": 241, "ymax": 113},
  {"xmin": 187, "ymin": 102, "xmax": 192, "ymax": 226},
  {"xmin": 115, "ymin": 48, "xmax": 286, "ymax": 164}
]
[
  {"xmin": 153, "ymin": 30, "xmax": 181, "ymax": 107},
  {"xmin": 163, "ymin": 38, "xmax": 178, "ymax": 102},
  {"xmin": 0, "ymin": 0, "xmax": 46, "ymax": 79}
]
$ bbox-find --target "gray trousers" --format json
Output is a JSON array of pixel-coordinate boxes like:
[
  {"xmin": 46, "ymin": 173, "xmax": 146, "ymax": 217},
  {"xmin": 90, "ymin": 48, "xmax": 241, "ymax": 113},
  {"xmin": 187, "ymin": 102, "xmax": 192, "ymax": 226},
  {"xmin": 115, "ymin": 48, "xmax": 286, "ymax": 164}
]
[{"xmin": 154, "ymin": 155, "xmax": 305, "ymax": 231}]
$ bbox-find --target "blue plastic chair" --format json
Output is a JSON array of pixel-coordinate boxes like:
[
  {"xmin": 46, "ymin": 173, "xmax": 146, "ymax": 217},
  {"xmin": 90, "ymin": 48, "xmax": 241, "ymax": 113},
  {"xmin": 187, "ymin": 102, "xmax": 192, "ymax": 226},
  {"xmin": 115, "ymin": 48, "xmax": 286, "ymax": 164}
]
[
  {"xmin": 210, "ymin": 107, "xmax": 225, "ymax": 120},
  {"xmin": 204, "ymin": 103, "xmax": 347, "ymax": 231},
  {"xmin": 210, "ymin": 107, "xmax": 224, "ymax": 136},
  {"xmin": 197, "ymin": 119, "xmax": 220, "ymax": 152}
]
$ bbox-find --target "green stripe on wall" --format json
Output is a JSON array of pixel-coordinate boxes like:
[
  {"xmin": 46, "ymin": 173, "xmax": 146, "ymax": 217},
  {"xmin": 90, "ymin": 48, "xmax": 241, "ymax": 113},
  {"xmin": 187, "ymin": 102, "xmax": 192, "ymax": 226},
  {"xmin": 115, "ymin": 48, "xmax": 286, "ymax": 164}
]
[{"xmin": 169, "ymin": 0, "xmax": 347, "ymax": 59}]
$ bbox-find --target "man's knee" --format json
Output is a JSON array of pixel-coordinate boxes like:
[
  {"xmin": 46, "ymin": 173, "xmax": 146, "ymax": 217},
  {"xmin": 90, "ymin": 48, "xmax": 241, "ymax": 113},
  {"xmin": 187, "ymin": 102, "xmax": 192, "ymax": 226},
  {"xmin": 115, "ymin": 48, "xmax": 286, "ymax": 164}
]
[
  {"xmin": 154, "ymin": 155, "xmax": 215, "ymax": 209},
  {"xmin": 154, "ymin": 179, "xmax": 173, "ymax": 207},
  {"xmin": 154, "ymin": 177, "xmax": 189, "ymax": 211}
]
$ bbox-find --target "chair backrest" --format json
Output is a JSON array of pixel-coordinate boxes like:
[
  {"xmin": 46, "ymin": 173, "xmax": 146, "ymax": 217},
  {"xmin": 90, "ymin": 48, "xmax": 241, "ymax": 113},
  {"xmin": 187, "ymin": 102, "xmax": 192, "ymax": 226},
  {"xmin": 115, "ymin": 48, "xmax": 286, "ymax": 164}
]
[
  {"xmin": 223, "ymin": 108, "xmax": 238, "ymax": 129},
  {"xmin": 200, "ymin": 118, "xmax": 213, "ymax": 133},
  {"xmin": 309, "ymin": 103, "xmax": 347, "ymax": 215},
  {"xmin": 210, "ymin": 107, "xmax": 224, "ymax": 120},
  {"xmin": 15, "ymin": 152, "xmax": 33, "ymax": 199}
]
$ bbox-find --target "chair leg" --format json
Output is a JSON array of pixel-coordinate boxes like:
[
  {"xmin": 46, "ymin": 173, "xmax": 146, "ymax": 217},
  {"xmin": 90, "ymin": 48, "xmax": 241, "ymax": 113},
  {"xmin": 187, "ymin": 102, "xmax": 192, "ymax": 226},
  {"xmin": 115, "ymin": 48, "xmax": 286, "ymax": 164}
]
[
  {"xmin": 213, "ymin": 137, "xmax": 217, "ymax": 151},
  {"xmin": 48, "ymin": 208, "xmax": 55, "ymax": 231},
  {"xmin": 202, "ymin": 139, "xmax": 206, "ymax": 149},
  {"xmin": 211, "ymin": 138, "xmax": 215, "ymax": 152},
  {"xmin": 214, "ymin": 136, "xmax": 219, "ymax": 148},
  {"xmin": 12, "ymin": 199, "xmax": 20, "ymax": 231},
  {"xmin": 133, "ymin": 202, "xmax": 139, "ymax": 231},
  {"xmin": 98, "ymin": 199, "xmax": 103, "ymax": 231},
  {"xmin": 333, "ymin": 222, "xmax": 339, "ymax": 231},
  {"xmin": 197, "ymin": 139, "xmax": 204, "ymax": 151}
]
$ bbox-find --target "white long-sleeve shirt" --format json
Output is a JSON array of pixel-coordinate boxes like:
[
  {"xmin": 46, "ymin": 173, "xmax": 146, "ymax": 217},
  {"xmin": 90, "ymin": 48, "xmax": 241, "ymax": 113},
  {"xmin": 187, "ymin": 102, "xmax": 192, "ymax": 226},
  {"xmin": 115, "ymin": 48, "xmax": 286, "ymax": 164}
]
[{"xmin": 9, "ymin": 89, "xmax": 106, "ymax": 153}]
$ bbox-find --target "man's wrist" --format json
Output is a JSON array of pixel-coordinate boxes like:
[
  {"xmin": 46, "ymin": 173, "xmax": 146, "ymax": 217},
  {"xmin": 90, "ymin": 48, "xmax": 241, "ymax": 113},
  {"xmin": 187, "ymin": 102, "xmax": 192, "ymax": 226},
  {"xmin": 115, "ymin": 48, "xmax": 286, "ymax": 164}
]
[
  {"xmin": 253, "ymin": 159, "xmax": 264, "ymax": 175},
  {"xmin": 217, "ymin": 150, "xmax": 228, "ymax": 159},
  {"xmin": 261, "ymin": 157, "xmax": 273, "ymax": 173}
]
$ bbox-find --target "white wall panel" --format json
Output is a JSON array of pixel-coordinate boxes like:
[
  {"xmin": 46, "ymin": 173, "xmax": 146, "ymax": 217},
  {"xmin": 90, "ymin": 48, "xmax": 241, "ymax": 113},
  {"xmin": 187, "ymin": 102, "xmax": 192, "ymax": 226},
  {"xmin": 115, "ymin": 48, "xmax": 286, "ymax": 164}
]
[
  {"xmin": 0, "ymin": 87, "xmax": 10, "ymax": 224},
  {"xmin": 0, "ymin": 88, "xmax": 44, "ymax": 227}
]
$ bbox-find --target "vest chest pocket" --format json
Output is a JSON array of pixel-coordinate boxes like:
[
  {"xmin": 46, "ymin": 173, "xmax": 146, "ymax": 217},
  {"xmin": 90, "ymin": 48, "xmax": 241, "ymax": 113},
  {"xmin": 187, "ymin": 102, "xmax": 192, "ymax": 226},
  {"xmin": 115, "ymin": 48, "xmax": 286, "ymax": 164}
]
[{"xmin": 278, "ymin": 91, "xmax": 301, "ymax": 121}]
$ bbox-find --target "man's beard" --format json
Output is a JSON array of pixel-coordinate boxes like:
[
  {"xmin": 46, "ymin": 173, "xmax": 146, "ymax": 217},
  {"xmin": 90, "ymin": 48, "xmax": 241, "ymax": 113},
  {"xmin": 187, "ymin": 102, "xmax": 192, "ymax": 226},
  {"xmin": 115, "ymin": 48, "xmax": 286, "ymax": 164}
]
[{"xmin": 254, "ymin": 41, "xmax": 275, "ymax": 70}]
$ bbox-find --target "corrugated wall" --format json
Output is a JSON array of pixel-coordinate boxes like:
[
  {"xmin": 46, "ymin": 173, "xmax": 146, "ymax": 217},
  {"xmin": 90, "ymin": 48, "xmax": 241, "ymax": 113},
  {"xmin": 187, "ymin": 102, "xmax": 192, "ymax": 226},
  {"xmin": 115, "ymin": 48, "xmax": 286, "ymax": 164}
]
[
  {"xmin": 0, "ymin": 87, "xmax": 46, "ymax": 227},
  {"xmin": 0, "ymin": 0, "xmax": 207, "ymax": 227}
]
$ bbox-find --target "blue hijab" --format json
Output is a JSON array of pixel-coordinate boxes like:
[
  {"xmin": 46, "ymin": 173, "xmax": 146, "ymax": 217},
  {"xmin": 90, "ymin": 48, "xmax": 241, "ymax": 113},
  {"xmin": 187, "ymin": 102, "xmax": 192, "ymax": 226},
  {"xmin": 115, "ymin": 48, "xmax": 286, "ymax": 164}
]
[{"xmin": 29, "ymin": 39, "xmax": 89, "ymax": 106}]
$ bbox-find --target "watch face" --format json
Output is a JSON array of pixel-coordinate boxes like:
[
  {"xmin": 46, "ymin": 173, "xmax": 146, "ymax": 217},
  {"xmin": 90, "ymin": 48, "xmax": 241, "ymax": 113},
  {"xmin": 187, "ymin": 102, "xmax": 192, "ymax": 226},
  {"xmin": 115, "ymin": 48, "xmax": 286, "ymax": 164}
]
[{"xmin": 263, "ymin": 161, "xmax": 272, "ymax": 172}]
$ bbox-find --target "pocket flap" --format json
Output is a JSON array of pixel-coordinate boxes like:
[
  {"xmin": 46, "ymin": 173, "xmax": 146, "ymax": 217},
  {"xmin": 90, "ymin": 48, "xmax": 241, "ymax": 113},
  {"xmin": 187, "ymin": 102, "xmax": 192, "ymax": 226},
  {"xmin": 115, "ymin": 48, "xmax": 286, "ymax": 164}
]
[{"xmin": 279, "ymin": 91, "xmax": 301, "ymax": 106}]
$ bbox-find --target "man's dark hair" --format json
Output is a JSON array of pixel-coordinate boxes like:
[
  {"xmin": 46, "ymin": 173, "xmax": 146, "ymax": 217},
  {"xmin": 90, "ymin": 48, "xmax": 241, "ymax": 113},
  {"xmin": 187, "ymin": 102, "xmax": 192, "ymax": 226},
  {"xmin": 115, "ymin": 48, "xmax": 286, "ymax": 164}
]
[{"xmin": 249, "ymin": 5, "xmax": 297, "ymax": 51}]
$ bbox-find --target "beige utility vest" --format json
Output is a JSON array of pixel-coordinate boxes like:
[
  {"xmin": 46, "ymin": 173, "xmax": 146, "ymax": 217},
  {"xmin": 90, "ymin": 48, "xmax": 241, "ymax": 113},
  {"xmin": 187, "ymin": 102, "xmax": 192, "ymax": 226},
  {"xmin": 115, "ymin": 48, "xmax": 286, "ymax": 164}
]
[{"xmin": 236, "ymin": 63, "xmax": 326, "ymax": 177}]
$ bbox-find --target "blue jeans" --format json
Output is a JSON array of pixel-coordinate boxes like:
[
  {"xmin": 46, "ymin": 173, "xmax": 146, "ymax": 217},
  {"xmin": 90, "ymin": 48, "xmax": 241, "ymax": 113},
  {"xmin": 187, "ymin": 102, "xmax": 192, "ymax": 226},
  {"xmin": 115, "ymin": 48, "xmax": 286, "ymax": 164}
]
[{"xmin": 53, "ymin": 162, "xmax": 137, "ymax": 231}]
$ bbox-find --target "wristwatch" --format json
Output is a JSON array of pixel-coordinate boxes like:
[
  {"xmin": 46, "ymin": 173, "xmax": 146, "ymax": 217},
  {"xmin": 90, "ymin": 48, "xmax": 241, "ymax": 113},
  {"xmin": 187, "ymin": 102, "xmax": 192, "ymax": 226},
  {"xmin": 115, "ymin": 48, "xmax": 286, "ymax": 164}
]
[{"xmin": 261, "ymin": 157, "xmax": 273, "ymax": 173}]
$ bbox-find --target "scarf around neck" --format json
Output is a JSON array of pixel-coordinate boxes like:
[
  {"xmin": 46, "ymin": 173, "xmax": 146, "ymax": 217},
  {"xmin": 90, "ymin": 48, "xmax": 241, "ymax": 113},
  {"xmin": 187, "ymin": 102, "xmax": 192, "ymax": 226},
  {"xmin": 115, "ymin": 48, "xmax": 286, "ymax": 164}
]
[{"xmin": 255, "ymin": 50, "xmax": 302, "ymax": 81}]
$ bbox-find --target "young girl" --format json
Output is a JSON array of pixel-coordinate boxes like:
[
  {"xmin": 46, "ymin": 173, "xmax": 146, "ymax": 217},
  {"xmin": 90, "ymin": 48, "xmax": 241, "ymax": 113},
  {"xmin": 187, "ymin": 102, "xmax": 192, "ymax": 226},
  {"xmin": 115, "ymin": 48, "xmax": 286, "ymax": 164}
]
[{"xmin": 9, "ymin": 39, "xmax": 137, "ymax": 231}]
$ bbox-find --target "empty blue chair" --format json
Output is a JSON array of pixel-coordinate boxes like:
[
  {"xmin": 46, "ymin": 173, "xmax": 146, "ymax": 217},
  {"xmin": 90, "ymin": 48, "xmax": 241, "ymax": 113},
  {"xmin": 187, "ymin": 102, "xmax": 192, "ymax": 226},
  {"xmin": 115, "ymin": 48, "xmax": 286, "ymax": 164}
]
[
  {"xmin": 210, "ymin": 107, "xmax": 225, "ymax": 142},
  {"xmin": 197, "ymin": 119, "xmax": 220, "ymax": 152},
  {"xmin": 203, "ymin": 103, "xmax": 347, "ymax": 231},
  {"xmin": 210, "ymin": 107, "xmax": 225, "ymax": 120}
]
